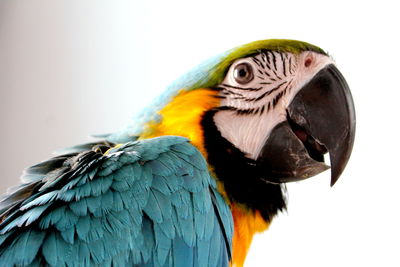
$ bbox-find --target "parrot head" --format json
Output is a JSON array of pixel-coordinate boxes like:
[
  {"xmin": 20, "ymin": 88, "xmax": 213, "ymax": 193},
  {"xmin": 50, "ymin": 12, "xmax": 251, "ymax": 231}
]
[
  {"xmin": 206, "ymin": 40, "xmax": 355, "ymax": 187},
  {"xmin": 112, "ymin": 39, "xmax": 355, "ymax": 221}
]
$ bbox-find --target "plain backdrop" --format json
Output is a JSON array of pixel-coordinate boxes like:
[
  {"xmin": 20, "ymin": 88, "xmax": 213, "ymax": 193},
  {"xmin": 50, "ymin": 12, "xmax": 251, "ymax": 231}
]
[{"xmin": 0, "ymin": 1, "xmax": 399, "ymax": 266}]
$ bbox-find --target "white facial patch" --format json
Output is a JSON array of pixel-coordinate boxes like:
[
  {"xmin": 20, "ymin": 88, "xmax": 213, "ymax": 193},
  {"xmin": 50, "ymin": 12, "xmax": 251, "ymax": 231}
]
[{"xmin": 213, "ymin": 51, "xmax": 334, "ymax": 159}]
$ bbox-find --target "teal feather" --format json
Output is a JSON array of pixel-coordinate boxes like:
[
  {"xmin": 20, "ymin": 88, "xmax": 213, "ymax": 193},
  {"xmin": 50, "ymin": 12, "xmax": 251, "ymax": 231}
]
[
  {"xmin": 54, "ymin": 208, "xmax": 79, "ymax": 231},
  {"xmin": 183, "ymin": 171, "xmax": 204, "ymax": 193},
  {"xmin": 153, "ymin": 226, "xmax": 171, "ymax": 266},
  {"xmin": 76, "ymin": 216, "xmax": 91, "ymax": 240},
  {"xmin": 20, "ymin": 191, "xmax": 58, "ymax": 210},
  {"xmin": 111, "ymin": 251, "xmax": 127, "ymax": 267},
  {"xmin": 196, "ymin": 237, "xmax": 210, "ymax": 267},
  {"xmin": 152, "ymin": 175, "xmax": 173, "ymax": 195},
  {"xmin": 68, "ymin": 180, "xmax": 93, "ymax": 200},
  {"xmin": 156, "ymin": 217, "xmax": 175, "ymax": 240},
  {"xmin": 39, "ymin": 206, "xmax": 64, "ymax": 229},
  {"xmin": 203, "ymin": 207, "xmax": 215, "ymax": 240},
  {"xmin": 110, "ymin": 191, "xmax": 124, "ymax": 212},
  {"xmin": 42, "ymin": 232, "xmax": 65, "ymax": 266},
  {"xmin": 89, "ymin": 238, "xmax": 106, "ymax": 264},
  {"xmin": 193, "ymin": 208, "xmax": 207, "ymax": 240},
  {"xmin": 60, "ymin": 226, "xmax": 75, "ymax": 244},
  {"xmin": 140, "ymin": 219, "xmax": 155, "ymax": 264},
  {"xmin": 111, "ymin": 177, "xmax": 132, "ymax": 192},
  {"xmin": 103, "ymin": 210, "xmax": 130, "ymax": 235},
  {"xmin": 100, "ymin": 190, "xmax": 114, "ymax": 213},
  {"xmin": 18, "ymin": 204, "xmax": 50, "ymax": 227},
  {"xmin": 85, "ymin": 195, "xmax": 102, "ymax": 214},
  {"xmin": 170, "ymin": 142, "xmax": 197, "ymax": 157},
  {"xmin": 172, "ymin": 237, "xmax": 194, "ymax": 267},
  {"xmin": 176, "ymin": 166, "xmax": 194, "ymax": 179},
  {"xmin": 143, "ymin": 191, "xmax": 164, "ymax": 223},
  {"xmin": 88, "ymin": 176, "xmax": 113, "ymax": 197},
  {"xmin": 77, "ymin": 242, "xmax": 91, "ymax": 266},
  {"xmin": 192, "ymin": 189, "xmax": 211, "ymax": 212},
  {"xmin": 69, "ymin": 199, "xmax": 88, "ymax": 216},
  {"xmin": 212, "ymin": 188, "xmax": 233, "ymax": 242},
  {"xmin": 175, "ymin": 208, "xmax": 195, "ymax": 247},
  {"xmin": 9, "ymin": 230, "xmax": 45, "ymax": 266},
  {"xmin": 87, "ymin": 217, "xmax": 104, "ymax": 241},
  {"xmin": 208, "ymin": 223, "xmax": 222, "ymax": 267}
]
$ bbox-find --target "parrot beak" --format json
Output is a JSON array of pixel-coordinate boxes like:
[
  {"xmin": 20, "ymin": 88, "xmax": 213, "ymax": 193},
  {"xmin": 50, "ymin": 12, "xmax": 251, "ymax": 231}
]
[{"xmin": 257, "ymin": 64, "xmax": 356, "ymax": 186}]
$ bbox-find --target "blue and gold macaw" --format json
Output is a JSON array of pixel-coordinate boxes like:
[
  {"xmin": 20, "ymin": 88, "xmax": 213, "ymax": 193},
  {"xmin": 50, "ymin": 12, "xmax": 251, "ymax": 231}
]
[{"xmin": 0, "ymin": 39, "xmax": 355, "ymax": 267}]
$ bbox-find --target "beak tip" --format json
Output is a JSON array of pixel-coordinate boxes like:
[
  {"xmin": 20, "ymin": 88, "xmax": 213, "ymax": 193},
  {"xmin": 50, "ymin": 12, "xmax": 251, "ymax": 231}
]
[{"xmin": 330, "ymin": 169, "xmax": 342, "ymax": 187}]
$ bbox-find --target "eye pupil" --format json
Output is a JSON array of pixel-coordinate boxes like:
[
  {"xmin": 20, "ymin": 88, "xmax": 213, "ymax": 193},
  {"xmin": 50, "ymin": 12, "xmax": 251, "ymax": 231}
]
[
  {"xmin": 238, "ymin": 68, "xmax": 247, "ymax": 77},
  {"xmin": 233, "ymin": 63, "xmax": 254, "ymax": 84}
]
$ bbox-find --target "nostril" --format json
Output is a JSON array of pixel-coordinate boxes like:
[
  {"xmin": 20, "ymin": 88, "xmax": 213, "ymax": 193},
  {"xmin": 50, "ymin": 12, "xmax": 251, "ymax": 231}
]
[{"xmin": 304, "ymin": 57, "xmax": 313, "ymax": 67}]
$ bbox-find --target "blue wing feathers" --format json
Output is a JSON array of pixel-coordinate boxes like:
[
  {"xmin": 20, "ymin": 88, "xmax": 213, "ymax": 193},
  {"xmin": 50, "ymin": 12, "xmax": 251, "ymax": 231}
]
[{"xmin": 0, "ymin": 136, "xmax": 233, "ymax": 266}]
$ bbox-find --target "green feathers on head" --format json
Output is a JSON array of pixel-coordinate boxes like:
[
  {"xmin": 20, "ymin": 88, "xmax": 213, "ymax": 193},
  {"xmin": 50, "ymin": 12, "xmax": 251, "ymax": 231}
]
[{"xmin": 188, "ymin": 39, "xmax": 327, "ymax": 90}]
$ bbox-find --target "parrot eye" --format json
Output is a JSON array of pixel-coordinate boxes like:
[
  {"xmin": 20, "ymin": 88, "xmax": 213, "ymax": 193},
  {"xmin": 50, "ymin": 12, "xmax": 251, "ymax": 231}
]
[{"xmin": 233, "ymin": 63, "xmax": 254, "ymax": 84}]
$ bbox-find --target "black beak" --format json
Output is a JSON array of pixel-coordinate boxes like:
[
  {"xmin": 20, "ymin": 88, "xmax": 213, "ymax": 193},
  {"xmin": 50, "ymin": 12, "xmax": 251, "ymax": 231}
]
[{"xmin": 257, "ymin": 64, "xmax": 356, "ymax": 186}]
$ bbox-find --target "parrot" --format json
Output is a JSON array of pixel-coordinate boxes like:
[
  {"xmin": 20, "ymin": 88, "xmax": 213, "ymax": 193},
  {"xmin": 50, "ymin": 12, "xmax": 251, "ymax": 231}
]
[{"xmin": 0, "ymin": 39, "xmax": 355, "ymax": 267}]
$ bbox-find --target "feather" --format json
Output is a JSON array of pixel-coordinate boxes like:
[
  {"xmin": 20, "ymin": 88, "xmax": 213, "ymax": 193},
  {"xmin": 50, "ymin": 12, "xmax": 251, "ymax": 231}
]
[
  {"xmin": 208, "ymin": 223, "xmax": 222, "ymax": 267},
  {"xmin": 87, "ymin": 217, "xmax": 104, "ymax": 241},
  {"xmin": 88, "ymin": 238, "xmax": 106, "ymax": 264},
  {"xmin": 69, "ymin": 198, "xmax": 88, "ymax": 217},
  {"xmin": 183, "ymin": 170, "xmax": 204, "ymax": 193},
  {"xmin": 98, "ymin": 189, "xmax": 114, "ymax": 214},
  {"xmin": 20, "ymin": 191, "xmax": 58, "ymax": 211},
  {"xmin": 151, "ymin": 175, "xmax": 172, "ymax": 195},
  {"xmin": 102, "ymin": 210, "xmax": 130, "ymax": 235},
  {"xmin": 140, "ymin": 219, "xmax": 155, "ymax": 264},
  {"xmin": 170, "ymin": 142, "xmax": 197, "ymax": 156},
  {"xmin": 143, "ymin": 191, "xmax": 163, "ymax": 224},
  {"xmin": 75, "ymin": 216, "xmax": 91, "ymax": 241},
  {"xmin": 54, "ymin": 207, "xmax": 79, "ymax": 231},
  {"xmin": 42, "ymin": 232, "xmax": 71, "ymax": 266},
  {"xmin": 111, "ymin": 190, "xmax": 124, "ymax": 212},
  {"xmin": 9, "ymin": 230, "xmax": 45, "ymax": 266},
  {"xmin": 204, "ymin": 207, "xmax": 215, "ymax": 240},
  {"xmin": 85, "ymin": 195, "xmax": 102, "ymax": 214},
  {"xmin": 39, "ymin": 206, "xmax": 65, "ymax": 229},
  {"xmin": 23, "ymin": 204, "xmax": 51, "ymax": 227},
  {"xmin": 153, "ymin": 224, "xmax": 172, "ymax": 266},
  {"xmin": 192, "ymin": 189, "xmax": 211, "ymax": 213},
  {"xmin": 193, "ymin": 208, "xmax": 207, "ymax": 240},
  {"xmin": 196, "ymin": 236, "xmax": 211, "ymax": 267},
  {"xmin": 174, "ymin": 207, "xmax": 195, "ymax": 247},
  {"xmin": 60, "ymin": 226, "xmax": 75, "ymax": 244},
  {"xmin": 77, "ymin": 242, "xmax": 91, "ymax": 266},
  {"xmin": 0, "ymin": 204, "xmax": 49, "ymax": 234},
  {"xmin": 156, "ymin": 217, "xmax": 175, "ymax": 240},
  {"xmin": 172, "ymin": 237, "xmax": 194, "ymax": 267}
]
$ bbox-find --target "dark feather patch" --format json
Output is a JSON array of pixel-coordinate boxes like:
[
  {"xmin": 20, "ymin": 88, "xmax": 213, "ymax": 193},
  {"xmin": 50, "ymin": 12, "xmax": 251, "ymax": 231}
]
[{"xmin": 202, "ymin": 109, "xmax": 286, "ymax": 222}]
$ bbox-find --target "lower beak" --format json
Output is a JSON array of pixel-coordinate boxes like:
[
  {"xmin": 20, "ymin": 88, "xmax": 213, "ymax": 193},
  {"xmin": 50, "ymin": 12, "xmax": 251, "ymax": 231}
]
[{"xmin": 256, "ymin": 64, "xmax": 356, "ymax": 186}]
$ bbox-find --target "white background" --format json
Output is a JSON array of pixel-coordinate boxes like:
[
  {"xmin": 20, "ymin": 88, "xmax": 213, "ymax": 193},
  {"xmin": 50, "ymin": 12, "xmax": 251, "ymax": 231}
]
[{"xmin": 0, "ymin": 1, "xmax": 399, "ymax": 266}]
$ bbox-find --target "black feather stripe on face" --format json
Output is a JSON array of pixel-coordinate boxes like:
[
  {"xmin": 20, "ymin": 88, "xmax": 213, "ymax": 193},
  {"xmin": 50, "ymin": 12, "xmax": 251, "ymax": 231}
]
[{"xmin": 201, "ymin": 109, "xmax": 286, "ymax": 222}]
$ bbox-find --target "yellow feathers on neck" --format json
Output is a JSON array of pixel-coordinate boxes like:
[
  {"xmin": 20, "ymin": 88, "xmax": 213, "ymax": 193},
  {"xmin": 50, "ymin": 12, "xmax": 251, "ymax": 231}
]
[{"xmin": 139, "ymin": 89, "xmax": 220, "ymax": 156}]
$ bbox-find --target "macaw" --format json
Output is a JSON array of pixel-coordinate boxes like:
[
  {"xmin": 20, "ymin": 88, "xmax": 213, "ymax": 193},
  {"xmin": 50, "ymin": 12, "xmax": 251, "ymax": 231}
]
[{"xmin": 0, "ymin": 39, "xmax": 355, "ymax": 267}]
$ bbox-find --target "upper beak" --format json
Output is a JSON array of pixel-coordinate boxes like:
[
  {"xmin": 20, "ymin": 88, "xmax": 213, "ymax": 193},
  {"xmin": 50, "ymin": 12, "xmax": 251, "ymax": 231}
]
[{"xmin": 256, "ymin": 64, "xmax": 356, "ymax": 186}]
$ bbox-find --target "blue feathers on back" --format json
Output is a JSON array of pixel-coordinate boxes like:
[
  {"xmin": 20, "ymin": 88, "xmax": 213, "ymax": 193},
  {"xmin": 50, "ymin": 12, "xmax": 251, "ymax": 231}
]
[{"xmin": 0, "ymin": 136, "xmax": 233, "ymax": 267}]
